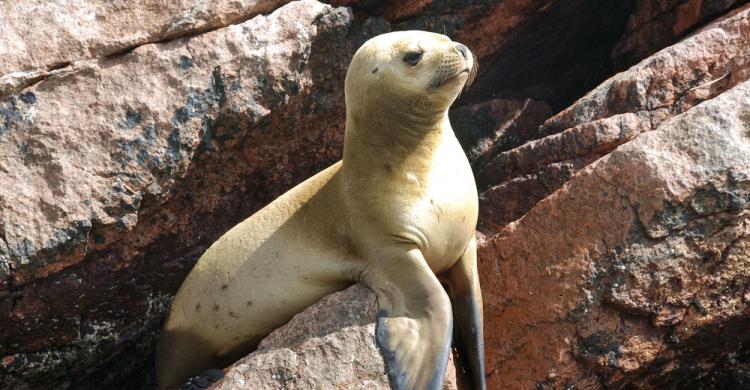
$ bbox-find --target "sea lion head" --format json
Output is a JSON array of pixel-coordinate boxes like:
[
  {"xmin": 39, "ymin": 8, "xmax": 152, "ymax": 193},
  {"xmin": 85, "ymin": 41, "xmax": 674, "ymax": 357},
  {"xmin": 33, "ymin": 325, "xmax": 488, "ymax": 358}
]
[{"xmin": 345, "ymin": 31, "xmax": 477, "ymax": 124}]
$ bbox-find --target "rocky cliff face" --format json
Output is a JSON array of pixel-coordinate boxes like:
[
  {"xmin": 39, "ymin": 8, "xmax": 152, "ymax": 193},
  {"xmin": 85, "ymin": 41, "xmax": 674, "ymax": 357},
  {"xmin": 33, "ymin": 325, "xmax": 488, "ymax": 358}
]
[{"xmin": 0, "ymin": 0, "xmax": 748, "ymax": 389}]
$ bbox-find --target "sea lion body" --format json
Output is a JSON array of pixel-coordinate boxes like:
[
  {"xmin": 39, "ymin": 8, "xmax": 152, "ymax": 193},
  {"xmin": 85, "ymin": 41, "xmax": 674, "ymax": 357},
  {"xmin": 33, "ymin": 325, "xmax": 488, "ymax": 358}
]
[{"xmin": 158, "ymin": 31, "xmax": 485, "ymax": 390}]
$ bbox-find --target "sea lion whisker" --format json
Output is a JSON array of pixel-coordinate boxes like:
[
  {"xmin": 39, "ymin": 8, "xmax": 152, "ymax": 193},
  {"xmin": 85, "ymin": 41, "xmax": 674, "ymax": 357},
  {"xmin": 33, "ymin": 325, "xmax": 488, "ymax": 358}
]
[
  {"xmin": 391, "ymin": 138, "xmax": 409, "ymax": 153},
  {"xmin": 398, "ymin": 124, "xmax": 421, "ymax": 138},
  {"xmin": 465, "ymin": 58, "xmax": 479, "ymax": 90}
]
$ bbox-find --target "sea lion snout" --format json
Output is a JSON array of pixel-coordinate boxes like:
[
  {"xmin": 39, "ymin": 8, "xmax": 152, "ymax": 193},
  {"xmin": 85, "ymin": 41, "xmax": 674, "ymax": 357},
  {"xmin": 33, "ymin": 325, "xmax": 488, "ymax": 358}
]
[
  {"xmin": 454, "ymin": 42, "xmax": 477, "ymax": 89},
  {"xmin": 429, "ymin": 41, "xmax": 476, "ymax": 90}
]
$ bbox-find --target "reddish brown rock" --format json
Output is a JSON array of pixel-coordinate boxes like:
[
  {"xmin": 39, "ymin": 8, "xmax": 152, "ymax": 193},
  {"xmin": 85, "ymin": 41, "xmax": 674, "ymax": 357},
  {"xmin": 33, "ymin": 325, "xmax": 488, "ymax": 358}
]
[
  {"xmin": 479, "ymin": 113, "xmax": 645, "ymax": 190},
  {"xmin": 479, "ymin": 80, "xmax": 750, "ymax": 389},
  {"xmin": 477, "ymin": 4, "xmax": 750, "ymax": 232},
  {"xmin": 543, "ymin": 3, "xmax": 750, "ymax": 135},
  {"xmin": 612, "ymin": 0, "xmax": 747, "ymax": 70},
  {"xmin": 449, "ymin": 98, "xmax": 554, "ymax": 166},
  {"xmin": 456, "ymin": 0, "xmax": 635, "ymax": 109},
  {"xmin": 476, "ymin": 113, "xmax": 644, "ymax": 231}
]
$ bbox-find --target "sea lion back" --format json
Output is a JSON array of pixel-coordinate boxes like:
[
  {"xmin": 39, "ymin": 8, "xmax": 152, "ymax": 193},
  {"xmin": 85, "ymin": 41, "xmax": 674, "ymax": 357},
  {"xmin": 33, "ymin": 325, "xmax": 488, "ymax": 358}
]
[{"xmin": 156, "ymin": 161, "xmax": 352, "ymax": 388}]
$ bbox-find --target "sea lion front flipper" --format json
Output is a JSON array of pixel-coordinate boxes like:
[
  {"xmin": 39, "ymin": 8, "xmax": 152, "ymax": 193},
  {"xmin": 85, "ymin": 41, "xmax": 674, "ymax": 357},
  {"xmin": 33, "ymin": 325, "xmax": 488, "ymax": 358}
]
[
  {"xmin": 444, "ymin": 237, "xmax": 486, "ymax": 390},
  {"xmin": 365, "ymin": 247, "xmax": 453, "ymax": 390}
]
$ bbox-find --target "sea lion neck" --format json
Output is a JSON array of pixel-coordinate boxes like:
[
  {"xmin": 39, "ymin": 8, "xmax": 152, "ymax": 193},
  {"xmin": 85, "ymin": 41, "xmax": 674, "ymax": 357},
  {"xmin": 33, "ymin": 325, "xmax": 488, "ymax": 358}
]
[{"xmin": 341, "ymin": 100, "xmax": 450, "ymax": 170}]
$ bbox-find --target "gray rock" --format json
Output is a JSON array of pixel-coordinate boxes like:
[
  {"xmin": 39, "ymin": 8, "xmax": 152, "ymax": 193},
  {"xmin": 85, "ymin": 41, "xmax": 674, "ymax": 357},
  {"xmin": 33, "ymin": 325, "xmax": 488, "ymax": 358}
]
[{"xmin": 211, "ymin": 285, "xmax": 459, "ymax": 390}]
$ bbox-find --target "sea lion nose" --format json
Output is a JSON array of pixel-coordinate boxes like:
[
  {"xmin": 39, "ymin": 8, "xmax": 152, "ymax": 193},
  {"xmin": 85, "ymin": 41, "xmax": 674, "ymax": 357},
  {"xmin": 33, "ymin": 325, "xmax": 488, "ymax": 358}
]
[{"xmin": 455, "ymin": 44, "xmax": 468, "ymax": 59}]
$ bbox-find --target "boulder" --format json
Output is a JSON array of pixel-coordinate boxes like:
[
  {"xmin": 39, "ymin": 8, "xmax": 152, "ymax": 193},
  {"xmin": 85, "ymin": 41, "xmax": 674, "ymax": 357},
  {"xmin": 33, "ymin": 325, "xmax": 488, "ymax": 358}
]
[
  {"xmin": 477, "ymin": 4, "xmax": 750, "ymax": 232},
  {"xmin": 612, "ymin": 0, "xmax": 747, "ymax": 69},
  {"xmin": 210, "ymin": 285, "xmax": 459, "ymax": 390},
  {"xmin": 478, "ymin": 69, "xmax": 750, "ymax": 390},
  {"xmin": 0, "ymin": 0, "xmax": 292, "ymax": 95}
]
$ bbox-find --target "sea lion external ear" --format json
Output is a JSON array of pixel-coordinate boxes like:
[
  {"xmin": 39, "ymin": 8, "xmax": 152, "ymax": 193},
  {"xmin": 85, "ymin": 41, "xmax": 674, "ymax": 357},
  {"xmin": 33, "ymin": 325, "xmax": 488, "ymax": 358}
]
[
  {"xmin": 364, "ymin": 246, "xmax": 453, "ymax": 390},
  {"xmin": 444, "ymin": 238, "xmax": 486, "ymax": 390}
]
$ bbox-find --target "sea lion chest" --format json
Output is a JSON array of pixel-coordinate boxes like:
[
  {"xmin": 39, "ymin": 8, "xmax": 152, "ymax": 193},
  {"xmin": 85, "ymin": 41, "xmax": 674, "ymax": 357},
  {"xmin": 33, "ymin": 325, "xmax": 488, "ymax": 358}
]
[
  {"xmin": 351, "ymin": 131, "xmax": 478, "ymax": 274},
  {"xmin": 405, "ymin": 136, "xmax": 478, "ymax": 273}
]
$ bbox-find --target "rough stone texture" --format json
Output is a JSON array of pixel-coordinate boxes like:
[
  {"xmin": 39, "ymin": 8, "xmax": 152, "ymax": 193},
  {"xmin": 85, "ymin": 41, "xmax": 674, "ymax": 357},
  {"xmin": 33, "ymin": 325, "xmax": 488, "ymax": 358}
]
[
  {"xmin": 1, "ymin": 0, "xmax": 750, "ymax": 389},
  {"xmin": 543, "ymin": 3, "xmax": 750, "ymax": 136},
  {"xmin": 612, "ymin": 0, "xmax": 749, "ymax": 70},
  {"xmin": 211, "ymin": 285, "xmax": 458, "ymax": 390},
  {"xmin": 479, "ymin": 79, "xmax": 750, "ymax": 389},
  {"xmin": 0, "ymin": 0, "xmax": 292, "ymax": 96},
  {"xmin": 449, "ymin": 98, "xmax": 554, "ymax": 166},
  {"xmin": 455, "ymin": 0, "xmax": 636, "ymax": 109},
  {"xmin": 476, "ymin": 4, "xmax": 750, "ymax": 233}
]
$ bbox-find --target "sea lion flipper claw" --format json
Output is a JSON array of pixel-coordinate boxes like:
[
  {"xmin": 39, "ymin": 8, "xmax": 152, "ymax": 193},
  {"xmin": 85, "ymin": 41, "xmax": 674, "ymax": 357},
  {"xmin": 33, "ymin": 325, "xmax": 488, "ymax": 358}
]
[
  {"xmin": 445, "ymin": 237, "xmax": 486, "ymax": 390},
  {"xmin": 365, "ymin": 248, "xmax": 453, "ymax": 390}
]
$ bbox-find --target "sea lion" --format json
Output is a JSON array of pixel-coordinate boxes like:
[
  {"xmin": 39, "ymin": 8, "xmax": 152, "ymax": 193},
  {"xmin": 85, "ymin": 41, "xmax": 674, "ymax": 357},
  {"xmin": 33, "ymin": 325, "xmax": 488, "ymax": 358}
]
[{"xmin": 156, "ymin": 30, "xmax": 485, "ymax": 390}]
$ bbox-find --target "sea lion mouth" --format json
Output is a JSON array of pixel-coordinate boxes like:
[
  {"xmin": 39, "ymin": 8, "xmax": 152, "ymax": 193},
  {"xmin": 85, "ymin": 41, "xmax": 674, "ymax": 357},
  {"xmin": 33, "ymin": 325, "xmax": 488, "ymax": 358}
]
[{"xmin": 428, "ymin": 59, "xmax": 478, "ymax": 91}]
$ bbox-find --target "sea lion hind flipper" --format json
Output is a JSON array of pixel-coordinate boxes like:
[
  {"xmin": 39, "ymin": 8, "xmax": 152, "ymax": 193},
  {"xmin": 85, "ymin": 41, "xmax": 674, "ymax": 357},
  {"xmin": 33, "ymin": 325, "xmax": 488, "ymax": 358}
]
[
  {"xmin": 444, "ymin": 238, "xmax": 486, "ymax": 390},
  {"xmin": 365, "ymin": 248, "xmax": 453, "ymax": 390}
]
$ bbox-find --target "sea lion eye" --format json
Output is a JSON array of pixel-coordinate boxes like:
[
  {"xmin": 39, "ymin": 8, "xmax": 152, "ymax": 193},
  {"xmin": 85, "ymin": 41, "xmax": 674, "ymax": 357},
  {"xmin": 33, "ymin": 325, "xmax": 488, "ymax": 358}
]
[{"xmin": 403, "ymin": 51, "xmax": 423, "ymax": 66}]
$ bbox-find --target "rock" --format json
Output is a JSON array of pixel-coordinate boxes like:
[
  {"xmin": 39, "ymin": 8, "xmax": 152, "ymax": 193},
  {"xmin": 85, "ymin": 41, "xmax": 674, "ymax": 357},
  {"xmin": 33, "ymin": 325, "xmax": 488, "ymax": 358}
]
[
  {"xmin": 476, "ymin": 3, "xmax": 750, "ymax": 233},
  {"xmin": 210, "ymin": 285, "xmax": 459, "ymax": 390},
  {"xmin": 478, "ymin": 79, "xmax": 750, "ymax": 388},
  {"xmin": 612, "ymin": 0, "xmax": 747, "ymax": 70},
  {"xmin": 0, "ymin": 0, "xmax": 292, "ymax": 95},
  {"xmin": 455, "ymin": 0, "xmax": 635, "ymax": 109},
  {"xmin": 542, "ymin": 3, "xmax": 750, "ymax": 136},
  {"xmin": 477, "ymin": 113, "xmax": 645, "ymax": 230},
  {"xmin": 449, "ymin": 98, "xmax": 554, "ymax": 166}
]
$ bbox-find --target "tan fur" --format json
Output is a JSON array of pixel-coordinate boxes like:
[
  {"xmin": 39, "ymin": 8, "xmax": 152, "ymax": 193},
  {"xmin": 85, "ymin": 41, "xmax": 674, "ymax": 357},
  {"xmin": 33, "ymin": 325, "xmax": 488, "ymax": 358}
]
[{"xmin": 157, "ymin": 31, "xmax": 485, "ymax": 390}]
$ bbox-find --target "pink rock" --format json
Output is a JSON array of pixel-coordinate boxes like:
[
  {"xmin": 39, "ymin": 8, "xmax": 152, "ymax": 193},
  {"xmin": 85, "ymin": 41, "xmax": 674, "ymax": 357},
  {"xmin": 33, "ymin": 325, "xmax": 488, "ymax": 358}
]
[
  {"xmin": 479, "ymin": 79, "xmax": 750, "ymax": 389},
  {"xmin": 477, "ymin": 4, "xmax": 750, "ymax": 233},
  {"xmin": 0, "ymin": 0, "xmax": 292, "ymax": 94},
  {"xmin": 0, "ymin": 1, "xmax": 368, "ymax": 387},
  {"xmin": 612, "ymin": 0, "xmax": 745, "ymax": 70}
]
